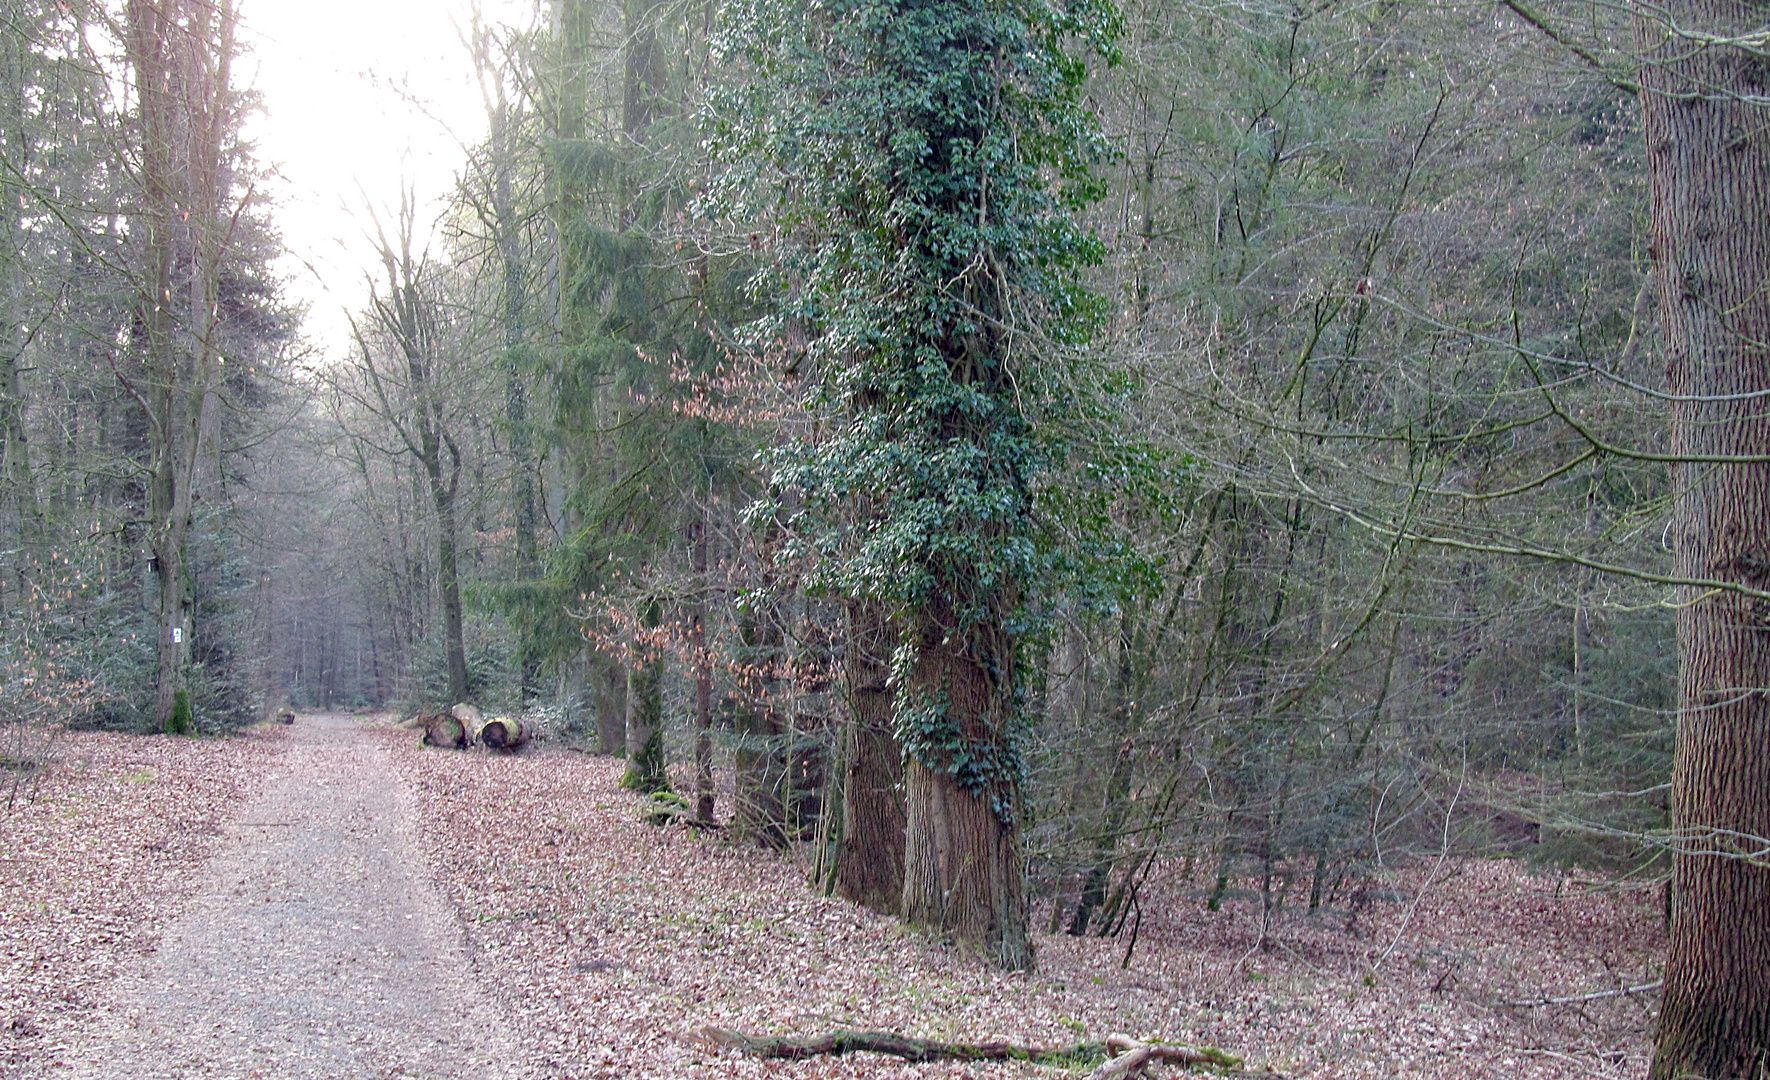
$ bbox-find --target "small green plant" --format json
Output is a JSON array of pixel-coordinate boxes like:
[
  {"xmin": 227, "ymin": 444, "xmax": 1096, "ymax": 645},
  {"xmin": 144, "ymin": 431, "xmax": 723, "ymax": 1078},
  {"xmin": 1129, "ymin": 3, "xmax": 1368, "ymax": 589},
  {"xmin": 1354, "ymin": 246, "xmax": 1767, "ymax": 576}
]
[{"xmin": 165, "ymin": 689, "xmax": 194, "ymax": 735}]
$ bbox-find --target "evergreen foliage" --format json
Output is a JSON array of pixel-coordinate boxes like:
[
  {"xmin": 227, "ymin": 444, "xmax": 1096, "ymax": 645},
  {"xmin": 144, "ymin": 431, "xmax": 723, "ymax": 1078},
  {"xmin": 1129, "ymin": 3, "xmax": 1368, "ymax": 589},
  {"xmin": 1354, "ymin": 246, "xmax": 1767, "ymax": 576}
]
[{"xmin": 709, "ymin": 0, "xmax": 1122, "ymax": 797}]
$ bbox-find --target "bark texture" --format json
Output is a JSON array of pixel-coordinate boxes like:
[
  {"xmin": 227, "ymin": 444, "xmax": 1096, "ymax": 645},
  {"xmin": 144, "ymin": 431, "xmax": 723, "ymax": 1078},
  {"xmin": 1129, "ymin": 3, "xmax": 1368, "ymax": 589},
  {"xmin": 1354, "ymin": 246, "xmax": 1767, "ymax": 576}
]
[
  {"xmin": 836, "ymin": 600, "xmax": 905, "ymax": 915},
  {"xmin": 1638, "ymin": 4, "xmax": 1770, "ymax": 1077},
  {"xmin": 126, "ymin": 0, "xmax": 236, "ymax": 731},
  {"xmin": 899, "ymin": 617, "xmax": 1032, "ymax": 970}
]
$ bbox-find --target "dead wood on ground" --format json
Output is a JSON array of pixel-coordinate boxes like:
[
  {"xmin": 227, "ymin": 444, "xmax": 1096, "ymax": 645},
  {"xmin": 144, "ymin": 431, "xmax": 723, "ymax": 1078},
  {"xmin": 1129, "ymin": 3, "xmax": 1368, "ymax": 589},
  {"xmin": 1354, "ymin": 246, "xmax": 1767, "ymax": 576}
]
[
  {"xmin": 696, "ymin": 1027, "xmax": 1259, "ymax": 1077},
  {"xmin": 419, "ymin": 712, "xmax": 471, "ymax": 749}
]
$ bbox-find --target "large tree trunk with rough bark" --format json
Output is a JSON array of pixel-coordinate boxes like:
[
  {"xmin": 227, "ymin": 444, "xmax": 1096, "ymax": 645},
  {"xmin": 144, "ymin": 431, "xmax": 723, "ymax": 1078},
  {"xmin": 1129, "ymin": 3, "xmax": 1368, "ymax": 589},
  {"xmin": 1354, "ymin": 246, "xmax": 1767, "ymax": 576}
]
[
  {"xmin": 836, "ymin": 600, "xmax": 905, "ymax": 915},
  {"xmin": 899, "ymin": 613, "xmax": 1031, "ymax": 971},
  {"xmin": 126, "ymin": 0, "xmax": 236, "ymax": 733},
  {"xmin": 1638, "ymin": 4, "xmax": 1770, "ymax": 1077}
]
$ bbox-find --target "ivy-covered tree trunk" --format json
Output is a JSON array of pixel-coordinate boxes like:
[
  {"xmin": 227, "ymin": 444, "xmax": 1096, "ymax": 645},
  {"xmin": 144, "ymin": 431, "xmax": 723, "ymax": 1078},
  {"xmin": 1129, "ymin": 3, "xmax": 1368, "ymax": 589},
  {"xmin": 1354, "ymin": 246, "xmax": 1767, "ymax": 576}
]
[
  {"xmin": 1638, "ymin": 3, "xmax": 1770, "ymax": 1076},
  {"xmin": 714, "ymin": 0, "xmax": 1115, "ymax": 969},
  {"xmin": 900, "ymin": 614, "xmax": 1027, "ymax": 966},
  {"xmin": 622, "ymin": 597, "xmax": 670, "ymax": 794},
  {"xmin": 836, "ymin": 600, "xmax": 905, "ymax": 915}
]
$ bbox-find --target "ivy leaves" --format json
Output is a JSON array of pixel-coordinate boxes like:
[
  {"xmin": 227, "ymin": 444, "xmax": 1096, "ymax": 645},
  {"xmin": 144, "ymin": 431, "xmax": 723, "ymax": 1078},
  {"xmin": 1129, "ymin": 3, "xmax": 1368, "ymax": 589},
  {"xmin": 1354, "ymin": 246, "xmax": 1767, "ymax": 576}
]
[{"xmin": 711, "ymin": 0, "xmax": 1120, "ymax": 797}]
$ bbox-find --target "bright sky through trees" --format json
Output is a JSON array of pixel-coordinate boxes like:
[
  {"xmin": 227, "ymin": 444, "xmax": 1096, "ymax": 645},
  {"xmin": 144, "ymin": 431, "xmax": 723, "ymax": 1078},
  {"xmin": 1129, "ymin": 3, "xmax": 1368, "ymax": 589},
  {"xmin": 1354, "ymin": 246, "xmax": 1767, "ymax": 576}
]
[{"xmin": 237, "ymin": 0, "xmax": 536, "ymax": 361}]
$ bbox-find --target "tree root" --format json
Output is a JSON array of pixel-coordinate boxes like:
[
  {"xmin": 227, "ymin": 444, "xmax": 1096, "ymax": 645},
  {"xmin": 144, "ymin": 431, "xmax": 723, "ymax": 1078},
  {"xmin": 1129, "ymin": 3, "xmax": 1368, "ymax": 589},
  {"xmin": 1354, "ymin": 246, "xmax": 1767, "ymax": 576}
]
[{"xmin": 696, "ymin": 1027, "xmax": 1259, "ymax": 1076}]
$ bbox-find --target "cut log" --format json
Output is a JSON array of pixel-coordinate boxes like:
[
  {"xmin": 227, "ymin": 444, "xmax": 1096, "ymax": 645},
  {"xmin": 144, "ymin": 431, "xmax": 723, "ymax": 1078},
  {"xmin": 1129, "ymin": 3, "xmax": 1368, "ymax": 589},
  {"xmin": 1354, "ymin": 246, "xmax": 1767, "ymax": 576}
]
[
  {"xmin": 450, "ymin": 703, "xmax": 483, "ymax": 729},
  {"xmin": 275, "ymin": 708, "xmax": 296, "ymax": 725},
  {"xmin": 420, "ymin": 712, "xmax": 470, "ymax": 749},
  {"xmin": 696, "ymin": 1028, "xmax": 1254, "ymax": 1075},
  {"xmin": 479, "ymin": 716, "xmax": 527, "ymax": 751}
]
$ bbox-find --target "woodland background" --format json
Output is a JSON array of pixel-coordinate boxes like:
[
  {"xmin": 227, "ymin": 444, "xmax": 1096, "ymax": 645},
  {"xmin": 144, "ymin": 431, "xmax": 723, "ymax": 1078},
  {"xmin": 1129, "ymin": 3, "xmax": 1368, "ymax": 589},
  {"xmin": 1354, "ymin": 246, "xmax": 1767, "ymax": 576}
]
[{"xmin": 0, "ymin": 0, "xmax": 1675, "ymax": 990}]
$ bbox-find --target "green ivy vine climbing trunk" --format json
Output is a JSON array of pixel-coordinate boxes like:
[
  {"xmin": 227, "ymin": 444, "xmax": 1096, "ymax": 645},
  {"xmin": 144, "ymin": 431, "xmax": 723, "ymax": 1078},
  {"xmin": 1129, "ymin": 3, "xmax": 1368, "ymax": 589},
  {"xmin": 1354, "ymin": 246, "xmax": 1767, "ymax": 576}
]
[{"xmin": 712, "ymin": 0, "xmax": 1118, "ymax": 969}]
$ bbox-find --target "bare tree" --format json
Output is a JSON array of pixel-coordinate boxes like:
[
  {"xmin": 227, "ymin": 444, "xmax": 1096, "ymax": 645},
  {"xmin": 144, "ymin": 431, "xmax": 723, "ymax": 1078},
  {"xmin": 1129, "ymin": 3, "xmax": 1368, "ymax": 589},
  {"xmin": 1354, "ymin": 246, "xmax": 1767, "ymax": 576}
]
[
  {"xmin": 122, "ymin": 0, "xmax": 241, "ymax": 731},
  {"xmin": 343, "ymin": 205, "xmax": 474, "ymax": 707}
]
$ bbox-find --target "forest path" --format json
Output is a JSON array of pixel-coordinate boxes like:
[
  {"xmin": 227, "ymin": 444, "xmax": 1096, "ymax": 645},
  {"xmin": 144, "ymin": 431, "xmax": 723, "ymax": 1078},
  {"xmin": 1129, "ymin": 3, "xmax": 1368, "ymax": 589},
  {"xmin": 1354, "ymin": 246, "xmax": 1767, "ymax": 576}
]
[{"xmin": 57, "ymin": 713, "xmax": 526, "ymax": 1080}]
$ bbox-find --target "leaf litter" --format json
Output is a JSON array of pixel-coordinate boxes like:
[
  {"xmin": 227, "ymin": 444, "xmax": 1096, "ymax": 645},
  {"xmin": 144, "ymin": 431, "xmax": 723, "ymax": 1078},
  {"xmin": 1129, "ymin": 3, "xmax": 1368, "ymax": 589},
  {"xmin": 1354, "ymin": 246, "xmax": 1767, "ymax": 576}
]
[{"xmin": 1, "ymin": 721, "xmax": 1659, "ymax": 1079}]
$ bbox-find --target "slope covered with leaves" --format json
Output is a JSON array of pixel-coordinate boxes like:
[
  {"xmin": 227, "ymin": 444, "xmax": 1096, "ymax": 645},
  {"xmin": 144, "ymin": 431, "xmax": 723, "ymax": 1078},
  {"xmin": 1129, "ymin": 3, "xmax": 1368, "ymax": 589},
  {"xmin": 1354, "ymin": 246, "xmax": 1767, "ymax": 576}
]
[{"xmin": 392, "ymin": 734, "xmax": 1661, "ymax": 1080}]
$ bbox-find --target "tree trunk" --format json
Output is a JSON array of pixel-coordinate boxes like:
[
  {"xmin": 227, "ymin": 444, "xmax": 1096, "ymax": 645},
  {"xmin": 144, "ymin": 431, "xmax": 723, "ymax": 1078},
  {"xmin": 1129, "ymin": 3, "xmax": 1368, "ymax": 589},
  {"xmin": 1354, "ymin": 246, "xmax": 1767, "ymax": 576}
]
[
  {"xmin": 596, "ymin": 651, "xmax": 626, "ymax": 755},
  {"xmin": 435, "ymin": 478, "xmax": 468, "ymax": 705},
  {"xmin": 622, "ymin": 597, "xmax": 670, "ymax": 794},
  {"xmin": 0, "ymin": 29, "xmax": 43, "ymax": 611},
  {"xmin": 1638, "ymin": 4, "xmax": 1770, "ymax": 1077},
  {"xmin": 836, "ymin": 599, "xmax": 905, "ymax": 915},
  {"xmin": 126, "ymin": 0, "xmax": 235, "ymax": 733},
  {"xmin": 693, "ymin": 516, "xmax": 714, "ymax": 822},
  {"xmin": 477, "ymin": 26, "xmax": 540, "ymax": 697},
  {"xmin": 732, "ymin": 601, "xmax": 788, "ymax": 847},
  {"xmin": 1069, "ymin": 619, "xmax": 1139, "ymax": 936},
  {"xmin": 899, "ymin": 614, "xmax": 1032, "ymax": 971}
]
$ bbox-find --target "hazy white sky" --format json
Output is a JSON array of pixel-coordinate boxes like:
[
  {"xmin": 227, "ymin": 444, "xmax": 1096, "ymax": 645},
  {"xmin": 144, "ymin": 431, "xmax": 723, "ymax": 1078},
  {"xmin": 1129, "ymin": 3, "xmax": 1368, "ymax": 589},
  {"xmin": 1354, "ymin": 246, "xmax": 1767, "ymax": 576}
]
[{"xmin": 237, "ymin": 0, "xmax": 540, "ymax": 362}]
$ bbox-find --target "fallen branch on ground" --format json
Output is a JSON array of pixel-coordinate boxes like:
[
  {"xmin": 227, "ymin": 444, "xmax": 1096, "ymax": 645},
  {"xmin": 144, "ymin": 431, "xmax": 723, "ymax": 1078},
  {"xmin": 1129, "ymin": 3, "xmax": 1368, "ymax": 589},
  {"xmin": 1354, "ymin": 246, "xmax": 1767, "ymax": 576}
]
[
  {"xmin": 1090, "ymin": 1034, "xmax": 1245, "ymax": 1078},
  {"xmin": 697, "ymin": 1027, "xmax": 1252, "ymax": 1076},
  {"xmin": 1502, "ymin": 981, "xmax": 1662, "ymax": 1008}
]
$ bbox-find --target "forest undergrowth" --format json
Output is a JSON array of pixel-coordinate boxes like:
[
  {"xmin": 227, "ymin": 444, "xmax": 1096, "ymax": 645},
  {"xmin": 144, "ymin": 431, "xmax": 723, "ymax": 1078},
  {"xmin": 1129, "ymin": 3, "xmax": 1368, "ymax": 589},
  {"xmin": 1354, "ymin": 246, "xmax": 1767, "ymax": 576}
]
[
  {"xmin": 400, "ymin": 733, "xmax": 1661, "ymax": 1079},
  {"xmin": 0, "ymin": 724, "xmax": 1660, "ymax": 1079}
]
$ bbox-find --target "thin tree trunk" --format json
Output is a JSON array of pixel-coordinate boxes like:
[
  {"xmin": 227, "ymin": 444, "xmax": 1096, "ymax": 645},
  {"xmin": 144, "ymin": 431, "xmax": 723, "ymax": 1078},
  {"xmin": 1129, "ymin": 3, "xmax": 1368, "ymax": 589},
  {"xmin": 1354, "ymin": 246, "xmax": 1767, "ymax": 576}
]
[
  {"xmin": 733, "ymin": 597, "xmax": 788, "ymax": 847},
  {"xmin": 473, "ymin": 22, "xmax": 540, "ymax": 697},
  {"xmin": 434, "ymin": 476, "xmax": 467, "ymax": 704},
  {"xmin": 1069, "ymin": 618, "xmax": 1139, "ymax": 936},
  {"xmin": 0, "ymin": 29, "xmax": 43, "ymax": 609},
  {"xmin": 622, "ymin": 596, "xmax": 670, "ymax": 794},
  {"xmin": 1638, "ymin": 4, "xmax": 1770, "ymax": 1076},
  {"xmin": 693, "ymin": 515, "xmax": 714, "ymax": 822}
]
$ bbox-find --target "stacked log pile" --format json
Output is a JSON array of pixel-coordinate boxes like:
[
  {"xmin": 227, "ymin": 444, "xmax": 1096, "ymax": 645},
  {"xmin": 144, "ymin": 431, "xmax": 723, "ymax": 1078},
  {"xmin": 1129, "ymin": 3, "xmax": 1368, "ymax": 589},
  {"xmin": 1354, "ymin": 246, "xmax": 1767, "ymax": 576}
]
[{"xmin": 413, "ymin": 703, "xmax": 529, "ymax": 752}]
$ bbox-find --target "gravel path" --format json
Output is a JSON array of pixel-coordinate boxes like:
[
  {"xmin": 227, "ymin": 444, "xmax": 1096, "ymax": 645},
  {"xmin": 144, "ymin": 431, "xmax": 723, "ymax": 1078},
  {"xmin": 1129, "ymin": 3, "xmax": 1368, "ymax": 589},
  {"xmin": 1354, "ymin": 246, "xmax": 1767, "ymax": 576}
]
[{"xmin": 58, "ymin": 713, "xmax": 527, "ymax": 1080}]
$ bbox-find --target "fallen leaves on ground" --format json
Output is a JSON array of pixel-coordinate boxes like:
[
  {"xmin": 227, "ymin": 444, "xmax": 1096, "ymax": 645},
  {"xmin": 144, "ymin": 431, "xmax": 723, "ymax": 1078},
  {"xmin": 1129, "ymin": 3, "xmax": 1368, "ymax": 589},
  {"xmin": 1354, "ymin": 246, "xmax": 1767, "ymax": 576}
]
[
  {"xmin": 0, "ymin": 727, "xmax": 283, "ymax": 1078},
  {"xmin": 0, "ymin": 724, "xmax": 1660, "ymax": 1079},
  {"xmin": 388, "ymin": 732, "xmax": 1662, "ymax": 1080}
]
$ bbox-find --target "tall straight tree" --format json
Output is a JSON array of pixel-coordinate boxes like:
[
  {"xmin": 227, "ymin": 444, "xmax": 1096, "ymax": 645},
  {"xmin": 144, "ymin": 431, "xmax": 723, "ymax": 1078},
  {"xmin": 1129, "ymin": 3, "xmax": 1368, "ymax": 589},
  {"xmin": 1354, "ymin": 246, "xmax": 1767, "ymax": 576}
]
[
  {"xmin": 123, "ymin": 0, "xmax": 239, "ymax": 731},
  {"xmin": 1636, "ymin": 2, "xmax": 1770, "ymax": 1077},
  {"xmin": 714, "ymin": 0, "xmax": 1119, "ymax": 968},
  {"xmin": 351, "ymin": 216, "xmax": 470, "ymax": 708}
]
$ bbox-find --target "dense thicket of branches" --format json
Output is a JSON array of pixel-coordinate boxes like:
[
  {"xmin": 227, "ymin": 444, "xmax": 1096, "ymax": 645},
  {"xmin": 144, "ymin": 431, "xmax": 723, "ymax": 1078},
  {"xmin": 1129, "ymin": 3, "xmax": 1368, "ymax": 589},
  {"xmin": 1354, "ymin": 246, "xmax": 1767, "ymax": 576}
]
[{"xmin": 0, "ymin": 0, "xmax": 294, "ymax": 745}]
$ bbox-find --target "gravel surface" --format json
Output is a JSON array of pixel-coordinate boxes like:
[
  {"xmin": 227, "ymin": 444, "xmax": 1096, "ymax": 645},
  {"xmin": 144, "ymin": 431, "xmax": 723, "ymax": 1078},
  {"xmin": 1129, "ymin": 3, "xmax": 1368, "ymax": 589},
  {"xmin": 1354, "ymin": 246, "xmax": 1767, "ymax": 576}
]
[{"xmin": 54, "ymin": 713, "xmax": 528, "ymax": 1080}]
